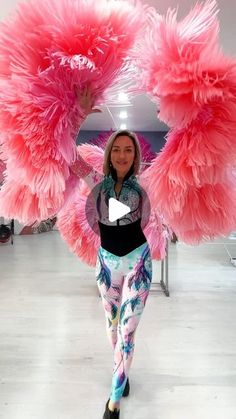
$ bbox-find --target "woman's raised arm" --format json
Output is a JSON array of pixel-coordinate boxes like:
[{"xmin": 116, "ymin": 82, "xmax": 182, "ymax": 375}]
[{"xmin": 70, "ymin": 86, "xmax": 103, "ymax": 188}]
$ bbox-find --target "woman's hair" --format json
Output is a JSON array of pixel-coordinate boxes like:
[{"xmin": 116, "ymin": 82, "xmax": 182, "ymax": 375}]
[{"xmin": 103, "ymin": 130, "xmax": 141, "ymax": 176}]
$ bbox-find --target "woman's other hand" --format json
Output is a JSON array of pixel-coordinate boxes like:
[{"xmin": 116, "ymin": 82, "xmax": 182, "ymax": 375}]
[{"xmin": 75, "ymin": 85, "xmax": 102, "ymax": 117}]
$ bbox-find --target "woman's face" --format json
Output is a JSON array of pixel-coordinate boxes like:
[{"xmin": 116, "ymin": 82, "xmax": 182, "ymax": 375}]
[{"xmin": 110, "ymin": 135, "xmax": 136, "ymax": 178}]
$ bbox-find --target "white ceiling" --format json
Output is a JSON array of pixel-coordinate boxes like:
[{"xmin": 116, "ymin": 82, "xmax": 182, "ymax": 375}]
[{"xmin": 1, "ymin": 0, "xmax": 236, "ymax": 131}]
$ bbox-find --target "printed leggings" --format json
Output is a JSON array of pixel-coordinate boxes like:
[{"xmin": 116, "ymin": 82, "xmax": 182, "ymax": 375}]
[{"xmin": 96, "ymin": 242, "xmax": 152, "ymax": 402}]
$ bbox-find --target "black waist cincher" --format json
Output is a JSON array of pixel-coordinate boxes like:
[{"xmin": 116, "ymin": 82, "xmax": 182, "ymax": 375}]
[{"xmin": 98, "ymin": 218, "xmax": 147, "ymax": 257}]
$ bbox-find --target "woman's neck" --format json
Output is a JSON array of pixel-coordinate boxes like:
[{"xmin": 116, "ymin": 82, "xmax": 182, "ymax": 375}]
[
  {"xmin": 111, "ymin": 167, "xmax": 132, "ymax": 182},
  {"xmin": 117, "ymin": 176, "xmax": 124, "ymax": 183}
]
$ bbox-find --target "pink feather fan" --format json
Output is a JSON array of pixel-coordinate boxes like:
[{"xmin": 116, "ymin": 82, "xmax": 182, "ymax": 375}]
[
  {"xmin": 57, "ymin": 174, "xmax": 101, "ymax": 267},
  {"xmin": 57, "ymin": 141, "xmax": 170, "ymax": 266},
  {"xmin": 133, "ymin": 0, "xmax": 236, "ymax": 243},
  {"xmin": 57, "ymin": 143, "xmax": 102, "ymax": 266},
  {"xmin": 0, "ymin": 0, "xmax": 146, "ymax": 223}
]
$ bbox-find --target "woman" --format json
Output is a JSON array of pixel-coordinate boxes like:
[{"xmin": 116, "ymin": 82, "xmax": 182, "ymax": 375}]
[{"xmin": 71, "ymin": 88, "xmax": 152, "ymax": 419}]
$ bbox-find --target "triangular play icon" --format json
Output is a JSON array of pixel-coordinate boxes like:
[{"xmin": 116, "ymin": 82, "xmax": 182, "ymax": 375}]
[{"xmin": 108, "ymin": 198, "xmax": 131, "ymax": 222}]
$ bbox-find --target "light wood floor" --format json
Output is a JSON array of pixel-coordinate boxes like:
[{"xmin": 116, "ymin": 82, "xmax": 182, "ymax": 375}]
[{"xmin": 0, "ymin": 232, "xmax": 235, "ymax": 419}]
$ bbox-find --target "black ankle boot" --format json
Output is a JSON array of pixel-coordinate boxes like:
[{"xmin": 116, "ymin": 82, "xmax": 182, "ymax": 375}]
[
  {"xmin": 122, "ymin": 378, "xmax": 130, "ymax": 397},
  {"xmin": 103, "ymin": 400, "xmax": 120, "ymax": 419}
]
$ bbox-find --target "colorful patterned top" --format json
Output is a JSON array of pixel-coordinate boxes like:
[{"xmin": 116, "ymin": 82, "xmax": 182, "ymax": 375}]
[{"xmin": 71, "ymin": 153, "xmax": 149, "ymax": 256}]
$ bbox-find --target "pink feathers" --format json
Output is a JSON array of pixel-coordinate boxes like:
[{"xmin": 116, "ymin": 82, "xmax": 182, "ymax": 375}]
[
  {"xmin": 57, "ymin": 176, "xmax": 100, "ymax": 267},
  {"xmin": 0, "ymin": 0, "xmax": 146, "ymax": 222},
  {"xmin": 0, "ymin": 180, "xmax": 62, "ymax": 224},
  {"xmin": 134, "ymin": 0, "xmax": 236, "ymax": 243},
  {"xmin": 133, "ymin": 0, "xmax": 226, "ymax": 127}
]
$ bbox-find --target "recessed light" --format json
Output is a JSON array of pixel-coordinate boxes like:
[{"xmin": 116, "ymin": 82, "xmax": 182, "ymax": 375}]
[
  {"xmin": 119, "ymin": 111, "xmax": 128, "ymax": 119},
  {"xmin": 120, "ymin": 123, "xmax": 127, "ymax": 130}
]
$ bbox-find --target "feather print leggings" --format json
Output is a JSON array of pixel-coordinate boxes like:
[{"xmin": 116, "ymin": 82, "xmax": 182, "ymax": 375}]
[{"xmin": 96, "ymin": 242, "xmax": 152, "ymax": 402}]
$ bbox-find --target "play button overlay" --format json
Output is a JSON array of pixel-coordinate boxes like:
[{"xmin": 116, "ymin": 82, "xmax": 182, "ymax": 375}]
[
  {"xmin": 108, "ymin": 198, "xmax": 130, "ymax": 222},
  {"xmin": 85, "ymin": 179, "xmax": 151, "ymax": 235}
]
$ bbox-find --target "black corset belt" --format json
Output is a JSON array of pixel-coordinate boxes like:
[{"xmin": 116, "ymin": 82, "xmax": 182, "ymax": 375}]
[{"xmin": 98, "ymin": 218, "xmax": 147, "ymax": 256}]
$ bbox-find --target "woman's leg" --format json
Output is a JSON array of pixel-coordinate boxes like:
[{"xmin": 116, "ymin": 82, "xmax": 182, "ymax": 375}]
[
  {"xmin": 96, "ymin": 247, "xmax": 123, "ymax": 350},
  {"xmin": 110, "ymin": 242, "xmax": 152, "ymax": 403}
]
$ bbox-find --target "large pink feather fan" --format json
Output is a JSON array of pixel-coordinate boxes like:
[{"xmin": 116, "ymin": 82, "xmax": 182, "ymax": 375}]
[
  {"xmin": 0, "ymin": 179, "xmax": 63, "ymax": 223},
  {"xmin": 149, "ymin": 102, "xmax": 236, "ymax": 187},
  {"xmin": 57, "ymin": 143, "xmax": 102, "ymax": 266},
  {"xmin": 133, "ymin": 0, "xmax": 236, "ymax": 129},
  {"xmin": 57, "ymin": 142, "xmax": 169, "ymax": 265},
  {"xmin": 143, "ymin": 126, "xmax": 236, "ymax": 243},
  {"xmin": 0, "ymin": 0, "xmax": 146, "ymax": 222},
  {"xmin": 133, "ymin": 0, "xmax": 236, "ymax": 243},
  {"xmin": 57, "ymin": 175, "xmax": 100, "ymax": 267},
  {"xmin": 145, "ymin": 167, "xmax": 236, "ymax": 243}
]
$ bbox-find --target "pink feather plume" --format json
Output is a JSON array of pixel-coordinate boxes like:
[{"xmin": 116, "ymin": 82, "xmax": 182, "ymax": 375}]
[
  {"xmin": 142, "ymin": 118, "xmax": 236, "ymax": 243},
  {"xmin": 57, "ymin": 174, "xmax": 100, "ymax": 267},
  {"xmin": 0, "ymin": 0, "xmax": 146, "ymax": 222},
  {"xmin": 133, "ymin": 0, "xmax": 236, "ymax": 242},
  {"xmin": 132, "ymin": 0, "xmax": 235, "ymax": 128}
]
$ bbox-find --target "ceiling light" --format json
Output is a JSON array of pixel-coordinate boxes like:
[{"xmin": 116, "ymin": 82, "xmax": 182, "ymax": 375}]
[
  {"xmin": 120, "ymin": 123, "xmax": 127, "ymax": 130},
  {"xmin": 119, "ymin": 111, "xmax": 128, "ymax": 119}
]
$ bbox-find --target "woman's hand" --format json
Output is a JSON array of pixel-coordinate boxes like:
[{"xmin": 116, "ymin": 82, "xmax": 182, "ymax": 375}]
[{"xmin": 75, "ymin": 85, "xmax": 102, "ymax": 116}]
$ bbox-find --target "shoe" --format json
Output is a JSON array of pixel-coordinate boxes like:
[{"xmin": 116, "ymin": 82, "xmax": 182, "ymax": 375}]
[
  {"xmin": 122, "ymin": 378, "xmax": 130, "ymax": 397},
  {"xmin": 103, "ymin": 400, "xmax": 120, "ymax": 419}
]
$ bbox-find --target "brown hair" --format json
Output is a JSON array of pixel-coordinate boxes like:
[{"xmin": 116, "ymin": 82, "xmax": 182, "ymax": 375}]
[{"xmin": 103, "ymin": 130, "xmax": 141, "ymax": 176}]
